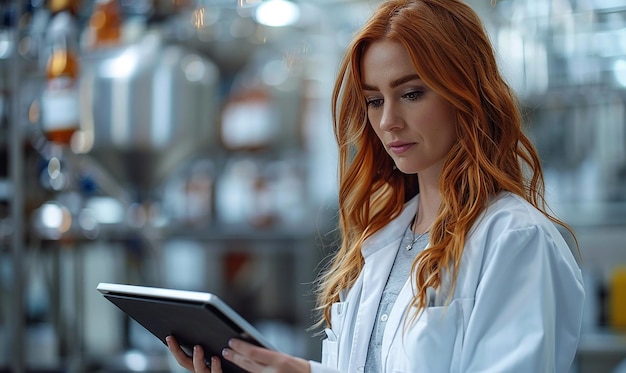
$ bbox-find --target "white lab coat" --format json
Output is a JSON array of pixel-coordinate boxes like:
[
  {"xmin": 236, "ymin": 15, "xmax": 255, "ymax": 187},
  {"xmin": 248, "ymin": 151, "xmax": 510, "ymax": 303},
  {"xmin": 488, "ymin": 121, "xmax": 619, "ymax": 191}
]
[{"xmin": 309, "ymin": 192, "xmax": 584, "ymax": 373}]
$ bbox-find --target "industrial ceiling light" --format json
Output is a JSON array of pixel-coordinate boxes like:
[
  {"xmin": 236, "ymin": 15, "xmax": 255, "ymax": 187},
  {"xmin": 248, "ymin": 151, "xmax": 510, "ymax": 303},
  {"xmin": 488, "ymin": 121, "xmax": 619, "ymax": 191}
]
[{"xmin": 254, "ymin": 0, "xmax": 300, "ymax": 27}]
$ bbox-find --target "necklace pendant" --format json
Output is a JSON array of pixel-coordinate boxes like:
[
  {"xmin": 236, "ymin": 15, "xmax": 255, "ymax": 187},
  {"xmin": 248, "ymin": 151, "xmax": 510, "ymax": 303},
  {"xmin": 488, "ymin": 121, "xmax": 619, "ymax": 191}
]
[{"xmin": 406, "ymin": 241, "xmax": 415, "ymax": 251}]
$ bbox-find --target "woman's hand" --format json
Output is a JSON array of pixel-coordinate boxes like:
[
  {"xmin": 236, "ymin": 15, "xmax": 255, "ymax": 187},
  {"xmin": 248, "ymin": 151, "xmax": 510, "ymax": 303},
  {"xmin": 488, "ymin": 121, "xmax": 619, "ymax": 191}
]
[
  {"xmin": 167, "ymin": 336, "xmax": 219, "ymax": 373},
  {"xmin": 166, "ymin": 335, "xmax": 310, "ymax": 373},
  {"xmin": 222, "ymin": 338, "xmax": 310, "ymax": 373}
]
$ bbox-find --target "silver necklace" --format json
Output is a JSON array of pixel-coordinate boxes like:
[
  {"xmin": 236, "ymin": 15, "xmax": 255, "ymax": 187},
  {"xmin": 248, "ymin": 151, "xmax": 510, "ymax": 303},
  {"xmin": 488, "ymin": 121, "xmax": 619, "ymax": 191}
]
[
  {"xmin": 406, "ymin": 229, "xmax": 429, "ymax": 251},
  {"xmin": 405, "ymin": 214, "xmax": 429, "ymax": 251}
]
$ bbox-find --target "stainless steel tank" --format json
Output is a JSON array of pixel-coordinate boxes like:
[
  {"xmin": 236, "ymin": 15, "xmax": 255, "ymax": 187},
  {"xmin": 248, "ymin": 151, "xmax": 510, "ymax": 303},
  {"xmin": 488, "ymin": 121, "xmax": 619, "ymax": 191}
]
[{"xmin": 78, "ymin": 29, "xmax": 220, "ymax": 201}]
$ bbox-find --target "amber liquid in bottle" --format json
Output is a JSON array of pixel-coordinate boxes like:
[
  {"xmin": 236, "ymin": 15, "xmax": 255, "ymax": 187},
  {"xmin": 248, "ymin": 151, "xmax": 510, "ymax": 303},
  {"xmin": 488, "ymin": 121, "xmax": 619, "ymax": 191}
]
[
  {"xmin": 48, "ymin": 0, "xmax": 79, "ymax": 15},
  {"xmin": 87, "ymin": 0, "xmax": 121, "ymax": 49},
  {"xmin": 41, "ymin": 12, "xmax": 80, "ymax": 145}
]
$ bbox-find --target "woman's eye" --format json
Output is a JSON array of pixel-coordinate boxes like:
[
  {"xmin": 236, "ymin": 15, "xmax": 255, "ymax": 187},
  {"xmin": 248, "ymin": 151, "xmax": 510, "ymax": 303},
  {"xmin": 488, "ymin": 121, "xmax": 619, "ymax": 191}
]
[
  {"xmin": 366, "ymin": 98, "xmax": 383, "ymax": 108},
  {"xmin": 404, "ymin": 90, "xmax": 425, "ymax": 101}
]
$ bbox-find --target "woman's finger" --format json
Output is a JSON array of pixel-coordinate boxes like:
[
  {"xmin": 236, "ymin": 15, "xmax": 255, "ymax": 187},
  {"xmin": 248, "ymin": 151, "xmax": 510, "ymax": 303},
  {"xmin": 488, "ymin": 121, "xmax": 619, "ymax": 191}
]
[
  {"xmin": 166, "ymin": 336, "xmax": 195, "ymax": 371},
  {"xmin": 223, "ymin": 339, "xmax": 310, "ymax": 373},
  {"xmin": 222, "ymin": 347, "xmax": 264, "ymax": 372},
  {"xmin": 209, "ymin": 356, "xmax": 223, "ymax": 373},
  {"xmin": 192, "ymin": 345, "xmax": 213, "ymax": 373},
  {"xmin": 227, "ymin": 339, "xmax": 274, "ymax": 366}
]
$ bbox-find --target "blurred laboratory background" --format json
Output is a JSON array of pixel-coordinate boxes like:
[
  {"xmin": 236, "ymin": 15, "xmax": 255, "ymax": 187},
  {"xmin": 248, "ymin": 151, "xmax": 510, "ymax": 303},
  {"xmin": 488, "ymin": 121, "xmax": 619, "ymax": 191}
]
[{"xmin": 0, "ymin": 0, "xmax": 625, "ymax": 372}]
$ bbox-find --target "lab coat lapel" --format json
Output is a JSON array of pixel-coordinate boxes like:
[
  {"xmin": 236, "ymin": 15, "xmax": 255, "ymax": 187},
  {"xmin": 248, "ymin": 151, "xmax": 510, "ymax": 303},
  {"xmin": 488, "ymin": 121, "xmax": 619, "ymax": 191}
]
[
  {"xmin": 346, "ymin": 196, "xmax": 419, "ymax": 371},
  {"xmin": 381, "ymin": 273, "xmax": 416, "ymax": 370},
  {"xmin": 347, "ymin": 238, "xmax": 400, "ymax": 372},
  {"xmin": 336, "ymin": 274, "xmax": 361, "ymax": 370}
]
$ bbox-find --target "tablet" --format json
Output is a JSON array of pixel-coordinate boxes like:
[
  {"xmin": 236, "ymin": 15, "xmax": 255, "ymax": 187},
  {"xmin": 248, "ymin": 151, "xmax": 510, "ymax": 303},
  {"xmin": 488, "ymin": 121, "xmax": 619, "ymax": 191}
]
[{"xmin": 97, "ymin": 282, "xmax": 278, "ymax": 373}]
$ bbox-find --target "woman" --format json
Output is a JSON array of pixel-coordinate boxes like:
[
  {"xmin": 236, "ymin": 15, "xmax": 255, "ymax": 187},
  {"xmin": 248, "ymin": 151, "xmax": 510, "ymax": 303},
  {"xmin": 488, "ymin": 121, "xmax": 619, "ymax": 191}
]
[{"xmin": 168, "ymin": 0, "xmax": 585, "ymax": 371}]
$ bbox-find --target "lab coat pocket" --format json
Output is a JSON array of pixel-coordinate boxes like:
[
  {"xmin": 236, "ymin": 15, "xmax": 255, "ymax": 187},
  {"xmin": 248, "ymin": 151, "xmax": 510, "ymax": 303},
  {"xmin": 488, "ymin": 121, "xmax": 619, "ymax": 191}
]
[
  {"xmin": 330, "ymin": 301, "xmax": 348, "ymax": 336},
  {"xmin": 321, "ymin": 302, "xmax": 348, "ymax": 369},
  {"xmin": 321, "ymin": 336, "xmax": 338, "ymax": 368},
  {"xmin": 388, "ymin": 298, "xmax": 470, "ymax": 373}
]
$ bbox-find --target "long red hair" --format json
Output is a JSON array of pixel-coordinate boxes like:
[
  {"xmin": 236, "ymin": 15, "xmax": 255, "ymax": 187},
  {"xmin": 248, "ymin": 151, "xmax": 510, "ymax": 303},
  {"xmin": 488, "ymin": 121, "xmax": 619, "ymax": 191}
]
[{"xmin": 316, "ymin": 0, "xmax": 573, "ymax": 327}]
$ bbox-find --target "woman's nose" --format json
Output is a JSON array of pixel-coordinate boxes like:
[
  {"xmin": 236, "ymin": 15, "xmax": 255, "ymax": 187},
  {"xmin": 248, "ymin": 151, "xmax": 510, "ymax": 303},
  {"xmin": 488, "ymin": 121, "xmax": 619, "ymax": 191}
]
[{"xmin": 379, "ymin": 104, "xmax": 402, "ymax": 131}]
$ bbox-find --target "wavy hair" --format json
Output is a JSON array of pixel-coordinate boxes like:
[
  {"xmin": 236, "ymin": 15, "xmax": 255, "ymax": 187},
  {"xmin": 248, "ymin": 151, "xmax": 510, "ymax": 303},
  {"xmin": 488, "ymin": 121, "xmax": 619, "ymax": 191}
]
[{"xmin": 315, "ymin": 0, "xmax": 575, "ymax": 328}]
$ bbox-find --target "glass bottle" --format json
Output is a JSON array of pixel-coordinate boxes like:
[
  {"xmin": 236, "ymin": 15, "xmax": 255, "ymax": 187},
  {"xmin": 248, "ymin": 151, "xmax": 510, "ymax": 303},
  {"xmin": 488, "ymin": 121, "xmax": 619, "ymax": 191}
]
[
  {"xmin": 85, "ymin": 0, "xmax": 121, "ymax": 50},
  {"xmin": 41, "ymin": 7, "xmax": 80, "ymax": 146}
]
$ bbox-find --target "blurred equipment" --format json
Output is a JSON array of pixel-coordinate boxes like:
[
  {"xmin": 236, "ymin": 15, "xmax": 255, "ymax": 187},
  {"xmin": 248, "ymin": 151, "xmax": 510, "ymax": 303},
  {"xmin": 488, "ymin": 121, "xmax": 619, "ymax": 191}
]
[
  {"xmin": 83, "ymin": 0, "xmax": 122, "ymax": 50},
  {"xmin": 79, "ymin": 27, "xmax": 220, "ymax": 202},
  {"xmin": 41, "ymin": 1, "xmax": 80, "ymax": 145}
]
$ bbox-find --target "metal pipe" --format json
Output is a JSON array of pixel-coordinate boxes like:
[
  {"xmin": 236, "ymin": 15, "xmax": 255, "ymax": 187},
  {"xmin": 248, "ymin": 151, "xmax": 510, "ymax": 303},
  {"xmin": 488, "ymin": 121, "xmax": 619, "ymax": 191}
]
[{"xmin": 9, "ymin": 0, "xmax": 25, "ymax": 370}]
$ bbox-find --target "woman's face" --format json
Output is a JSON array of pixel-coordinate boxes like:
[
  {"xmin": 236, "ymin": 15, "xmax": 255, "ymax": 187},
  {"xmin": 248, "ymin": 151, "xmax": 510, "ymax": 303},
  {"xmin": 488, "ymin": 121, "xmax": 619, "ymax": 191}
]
[{"xmin": 361, "ymin": 39, "xmax": 457, "ymax": 176}]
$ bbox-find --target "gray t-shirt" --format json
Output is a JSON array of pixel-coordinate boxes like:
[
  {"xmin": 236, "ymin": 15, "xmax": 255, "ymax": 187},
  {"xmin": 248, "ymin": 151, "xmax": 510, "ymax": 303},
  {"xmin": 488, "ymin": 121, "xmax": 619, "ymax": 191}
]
[{"xmin": 364, "ymin": 225, "xmax": 429, "ymax": 373}]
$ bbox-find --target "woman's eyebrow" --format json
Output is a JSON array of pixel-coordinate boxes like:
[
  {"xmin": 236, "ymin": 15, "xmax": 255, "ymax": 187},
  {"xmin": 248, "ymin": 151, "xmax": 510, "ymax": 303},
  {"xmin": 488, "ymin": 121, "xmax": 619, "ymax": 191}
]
[{"xmin": 362, "ymin": 74, "xmax": 422, "ymax": 91}]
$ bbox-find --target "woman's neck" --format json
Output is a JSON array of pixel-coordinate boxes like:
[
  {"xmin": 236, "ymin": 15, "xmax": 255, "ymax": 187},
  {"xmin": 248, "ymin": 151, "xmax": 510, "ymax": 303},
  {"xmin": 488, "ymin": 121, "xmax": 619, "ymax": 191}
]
[{"xmin": 415, "ymin": 173, "xmax": 441, "ymax": 234}]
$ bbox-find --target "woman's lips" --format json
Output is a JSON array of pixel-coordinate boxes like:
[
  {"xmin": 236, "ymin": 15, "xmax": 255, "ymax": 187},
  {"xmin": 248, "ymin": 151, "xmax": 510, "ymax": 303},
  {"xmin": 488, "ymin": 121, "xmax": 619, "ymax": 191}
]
[{"xmin": 389, "ymin": 142, "xmax": 415, "ymax": 154}]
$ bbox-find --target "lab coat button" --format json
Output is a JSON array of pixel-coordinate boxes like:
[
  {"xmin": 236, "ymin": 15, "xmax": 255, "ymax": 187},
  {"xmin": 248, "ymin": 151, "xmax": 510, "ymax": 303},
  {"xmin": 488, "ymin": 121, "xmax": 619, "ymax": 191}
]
[
  {"xmin": 357, "ymin": 366, "xmax": 364, "ymax": 371},
  {"xmin": 380, "ymin": 314, "xmax": 388, "ymax": 322}
]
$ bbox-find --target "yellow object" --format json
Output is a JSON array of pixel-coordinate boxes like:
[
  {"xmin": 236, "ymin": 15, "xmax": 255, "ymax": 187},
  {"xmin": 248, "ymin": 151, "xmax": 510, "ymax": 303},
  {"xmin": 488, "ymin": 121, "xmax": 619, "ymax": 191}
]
[
  {"xmin": 610, "ymin": 266, "xmax": 626, "ymax": 330},
  {"xmin": 49, "ymin": 0, "xmax": 79, "ymax": 15}
]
